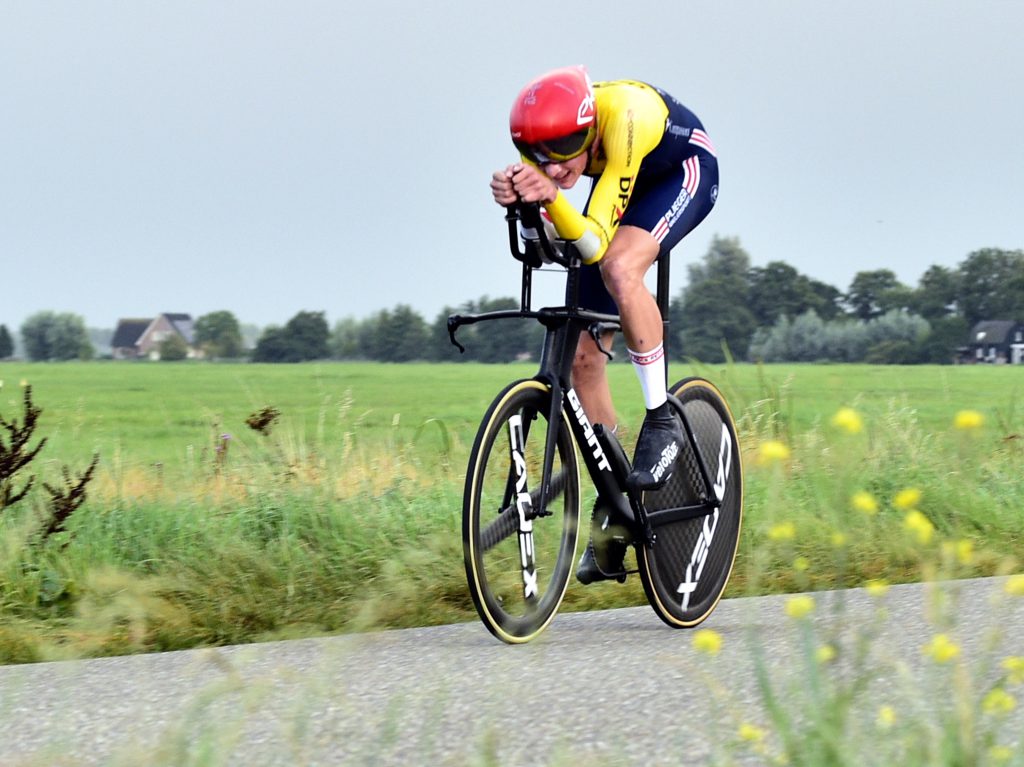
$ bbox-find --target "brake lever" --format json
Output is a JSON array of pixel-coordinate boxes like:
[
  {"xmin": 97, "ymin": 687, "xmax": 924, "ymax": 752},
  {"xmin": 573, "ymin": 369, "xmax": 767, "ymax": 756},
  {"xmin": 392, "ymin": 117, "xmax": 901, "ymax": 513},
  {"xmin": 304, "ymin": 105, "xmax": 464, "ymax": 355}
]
[
  {"xmin": 447, "ymin": 316, "xmax": 466, "ymax": 353},
  {"xmin": 588, "ymin": 323, "xmax": 615, "ymax": 361}
]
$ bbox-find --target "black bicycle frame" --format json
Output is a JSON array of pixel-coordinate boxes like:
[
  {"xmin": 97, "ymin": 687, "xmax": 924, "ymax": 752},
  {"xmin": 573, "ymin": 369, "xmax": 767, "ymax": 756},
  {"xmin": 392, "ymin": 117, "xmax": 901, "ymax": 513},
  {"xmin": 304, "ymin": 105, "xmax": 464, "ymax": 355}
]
[{"xmin": 449, "ymin": 204, "xmax": 717, "ymax": 545}]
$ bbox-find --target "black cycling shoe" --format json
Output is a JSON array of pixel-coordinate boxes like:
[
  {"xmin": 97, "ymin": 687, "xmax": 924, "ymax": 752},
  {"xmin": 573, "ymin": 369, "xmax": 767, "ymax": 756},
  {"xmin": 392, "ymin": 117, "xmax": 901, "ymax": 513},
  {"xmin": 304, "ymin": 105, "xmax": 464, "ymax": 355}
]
[
  {"xmin": 626, "ymin": 401, "xmax": 684, "ymax": 492},
  {"xmin": 576, "ymin": 500, "xmax": 630, "ymax": 585}
]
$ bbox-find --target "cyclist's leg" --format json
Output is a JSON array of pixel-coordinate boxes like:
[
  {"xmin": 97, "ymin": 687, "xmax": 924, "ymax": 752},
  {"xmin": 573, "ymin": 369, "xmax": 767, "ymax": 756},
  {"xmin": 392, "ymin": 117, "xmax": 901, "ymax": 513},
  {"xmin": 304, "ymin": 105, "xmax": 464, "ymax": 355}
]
[
  {"xmin": 571, "ymin": 262, "xmax": 618, "ymax": 429},
  {"xmin": 571, "ymin": 331, "xmax": 616, "ymax": 428},
  {"xmin": 599, "ymin": 226, "xmax": 662, "ymax": 356},
  {"xmin": 614, "ymin": 154, "xmax": 719, "ymax": 490},
  {"xmin": 599, "ymin": 227, "xmax": 670, "ymax": 421},
  {"xmin": 571, "ymin": 264, "xmax": 630, "ymax": 584}
]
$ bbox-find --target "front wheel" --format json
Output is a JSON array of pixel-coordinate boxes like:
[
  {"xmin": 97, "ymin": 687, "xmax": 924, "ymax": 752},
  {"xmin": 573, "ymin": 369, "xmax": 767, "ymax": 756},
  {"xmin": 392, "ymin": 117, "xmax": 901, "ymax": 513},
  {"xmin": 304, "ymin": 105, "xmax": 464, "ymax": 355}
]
[
  {"xmin": 636, "ymin": 377, "xmax": 744, "ymax": 628},
  {"xmin": 463, "ymin": 379, "xmax": 581, "ymax": 643}
]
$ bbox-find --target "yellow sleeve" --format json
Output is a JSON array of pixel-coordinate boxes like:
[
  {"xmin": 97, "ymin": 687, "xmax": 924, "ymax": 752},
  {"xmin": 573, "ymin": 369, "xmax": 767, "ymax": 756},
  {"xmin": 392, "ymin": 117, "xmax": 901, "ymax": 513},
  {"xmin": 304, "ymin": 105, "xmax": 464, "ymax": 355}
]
[{"xmin": 542, "ymin": 83, "xmax": 667, "ymax": 264}]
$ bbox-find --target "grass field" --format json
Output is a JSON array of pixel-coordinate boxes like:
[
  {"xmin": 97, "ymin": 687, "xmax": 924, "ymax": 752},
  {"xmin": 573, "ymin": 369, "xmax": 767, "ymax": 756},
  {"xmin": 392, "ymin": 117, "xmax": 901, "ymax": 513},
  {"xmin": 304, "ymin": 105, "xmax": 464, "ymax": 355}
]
[
  {"xmin": 1, "ymin": 360, "xmax": 1023, "ymax": 665},
  {"xmin": 2, "ymin": 360, "xmax": 1021, "ymax": 471}
]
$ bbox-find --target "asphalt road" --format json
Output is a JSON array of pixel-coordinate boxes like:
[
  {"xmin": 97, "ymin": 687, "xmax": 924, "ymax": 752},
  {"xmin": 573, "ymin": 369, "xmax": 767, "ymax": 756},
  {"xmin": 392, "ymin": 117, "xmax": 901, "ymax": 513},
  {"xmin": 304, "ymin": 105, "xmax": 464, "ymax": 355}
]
[{"xmin": 2, "ymin": 577, "xmax": 1022, "ymax": 766}]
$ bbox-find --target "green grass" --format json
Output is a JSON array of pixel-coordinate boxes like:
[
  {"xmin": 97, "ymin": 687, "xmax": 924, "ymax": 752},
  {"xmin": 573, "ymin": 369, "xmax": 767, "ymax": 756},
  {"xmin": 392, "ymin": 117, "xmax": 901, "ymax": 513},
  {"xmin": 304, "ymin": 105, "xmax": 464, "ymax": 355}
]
[
  {"xmin": 2, "ymin": 360, "xmax": 1020, "ymax": 471},
  {"xmin": 1, "ymin": 360, "xmax": 1023, "ymax": 666}
]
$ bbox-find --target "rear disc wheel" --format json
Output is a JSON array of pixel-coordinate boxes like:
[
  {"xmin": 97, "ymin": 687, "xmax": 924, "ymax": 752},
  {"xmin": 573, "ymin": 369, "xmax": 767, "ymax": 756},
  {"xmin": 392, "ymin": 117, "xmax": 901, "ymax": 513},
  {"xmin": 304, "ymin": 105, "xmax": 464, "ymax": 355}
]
[{"xmin": 636, "ymin": 377, "xmax": 743, "ymax": 628}]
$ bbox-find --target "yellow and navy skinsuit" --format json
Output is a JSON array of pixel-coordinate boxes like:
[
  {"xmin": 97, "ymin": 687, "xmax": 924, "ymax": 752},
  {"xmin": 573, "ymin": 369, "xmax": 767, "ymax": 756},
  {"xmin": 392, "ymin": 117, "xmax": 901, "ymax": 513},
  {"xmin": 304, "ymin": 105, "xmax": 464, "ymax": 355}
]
[{"xmin": 533, "ymin": 80, "xmax": 718, "ymax": 314}]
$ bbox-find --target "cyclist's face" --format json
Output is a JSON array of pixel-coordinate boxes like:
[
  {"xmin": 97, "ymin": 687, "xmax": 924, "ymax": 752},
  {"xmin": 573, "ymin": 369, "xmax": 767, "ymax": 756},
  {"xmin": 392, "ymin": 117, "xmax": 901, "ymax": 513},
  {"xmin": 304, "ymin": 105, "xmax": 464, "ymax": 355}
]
[{"xmin": 540, "ymin": 153, "xmax": 587, "ymax": 189}]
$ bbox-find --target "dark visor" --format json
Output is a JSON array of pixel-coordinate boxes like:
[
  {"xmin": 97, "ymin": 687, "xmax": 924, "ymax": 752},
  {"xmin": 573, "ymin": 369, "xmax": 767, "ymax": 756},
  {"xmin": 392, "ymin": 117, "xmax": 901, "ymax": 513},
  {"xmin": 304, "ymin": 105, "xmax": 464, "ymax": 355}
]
[{"xmin": 514, "ymin": 126, "xmax": 594, "ymax": 163}]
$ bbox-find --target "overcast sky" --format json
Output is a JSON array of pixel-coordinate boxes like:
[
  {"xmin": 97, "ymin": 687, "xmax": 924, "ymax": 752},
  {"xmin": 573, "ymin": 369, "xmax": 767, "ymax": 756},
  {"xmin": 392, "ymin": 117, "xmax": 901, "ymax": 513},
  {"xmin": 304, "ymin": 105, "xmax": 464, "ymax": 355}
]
[{"xmin": 2, "ymin": 0, "xmax": 1022, "ymax": 332}]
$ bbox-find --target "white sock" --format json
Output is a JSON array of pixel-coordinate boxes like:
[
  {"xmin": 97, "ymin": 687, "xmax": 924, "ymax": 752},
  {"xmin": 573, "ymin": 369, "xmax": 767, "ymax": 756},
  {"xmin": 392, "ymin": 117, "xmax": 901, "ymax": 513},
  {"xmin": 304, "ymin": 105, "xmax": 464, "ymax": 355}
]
[{"xmin": 629, "ymin": 343, "xmax": 667, "ymax": 410}]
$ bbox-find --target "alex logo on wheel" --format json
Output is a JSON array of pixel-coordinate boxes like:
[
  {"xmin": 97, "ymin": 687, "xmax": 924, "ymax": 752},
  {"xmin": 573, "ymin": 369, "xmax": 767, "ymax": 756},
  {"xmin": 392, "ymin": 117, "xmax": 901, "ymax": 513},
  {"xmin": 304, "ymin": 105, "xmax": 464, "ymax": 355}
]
[
  {"xmin": 676, "ymin": 423, "xmax": 733, "ymax": 609},
  {"xmin": 508, "ymin": 414, "xmax": 539, "ymax": 598}
]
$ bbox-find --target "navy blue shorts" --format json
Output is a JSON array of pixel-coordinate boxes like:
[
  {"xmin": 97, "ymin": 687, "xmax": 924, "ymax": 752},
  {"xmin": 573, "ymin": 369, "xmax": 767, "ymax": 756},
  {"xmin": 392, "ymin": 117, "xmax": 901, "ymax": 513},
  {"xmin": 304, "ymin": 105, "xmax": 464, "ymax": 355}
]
[{"xmin": 576, "ymin": 152, "xmax": 719, "ymax": 315}]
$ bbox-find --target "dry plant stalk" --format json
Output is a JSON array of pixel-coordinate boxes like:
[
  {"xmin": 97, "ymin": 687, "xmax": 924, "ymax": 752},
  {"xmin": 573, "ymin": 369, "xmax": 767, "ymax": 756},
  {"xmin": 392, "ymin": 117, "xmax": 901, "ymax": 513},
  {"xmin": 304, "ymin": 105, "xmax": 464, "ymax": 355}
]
[{"xmin": 0, "ymin": 385, "xmax": 47, "ymax": 510}]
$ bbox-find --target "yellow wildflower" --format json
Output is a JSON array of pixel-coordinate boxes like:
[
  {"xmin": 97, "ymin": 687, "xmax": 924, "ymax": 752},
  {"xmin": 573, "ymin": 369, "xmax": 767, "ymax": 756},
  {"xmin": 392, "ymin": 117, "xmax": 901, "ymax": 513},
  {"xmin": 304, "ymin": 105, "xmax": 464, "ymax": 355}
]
[
  {"xmin": 865, "ymin": 579, "xmax": 890, "ymax": 597},
  {"xmin": 830, "ymin": 532, "xmax": 847, "ymax": 547},
  {"xmin": 851, "ymin": 491, "xmax": 879, "ymax": 515},
  {"xmin": 894, "ymin": 487, "xmax": 922, "ymax": 510},
  {"xmin": 1001, "ymin": 656, "xmax": 1024, "ymax": 685},
  {"xmin": 793, "ymin": 556, "xmax": 810, "ymax": 572},
  {"xmin": 767, "ymin": 522, "xmax": 796, "ymax": 541},
  {"xmin": 922, "ymin": 633, "xmax": 960, "ymax": 663},
  {"xmin": 953, "ymin": 409, "xmax": 984, "ymax": 431},
  {"xmin": 941, "ymin": 539, "xmax": 973, "ymax": 565},
  {"xmin": 831, "ymin": 407, "xmax": 863, "ymax": 434},
  {"xmin": 982, "ymin": 688, "xmax": 1016, "ymax": 716},
  {"xmin": 989, "ymin": 745, "xmax": 1013, "ymax": 763},
  {"xmin": 1005, "ymin": 574, "xmax": 1024, "ymax": 596},
  {"xmin": 738, "ymin": 723, "xmax": 766, "ymax": 742},
  {"xmin": 956, "ymin": 539, "xmax": 974, "ymax": 564},
  {"xmin": 785, "ymin": 595, "xmax": 815, "ymax": 619},
  {"xmin": 757, "ymin": 440, "xmax": 791, "ymax": 466},
  {"xmin": 692, "ymin": 628, "xmax": 723, "ymax": 656},
  {"xmin": 816, "ymin": 644, "xmax": 837, "ymax": 664},
  {"xmin": 876, "ymin": 705, "xmax": 896, "ymax": 729},
  {"xmin": 903, "ymin": 509, "xmax": 934, "ymax": 544}
]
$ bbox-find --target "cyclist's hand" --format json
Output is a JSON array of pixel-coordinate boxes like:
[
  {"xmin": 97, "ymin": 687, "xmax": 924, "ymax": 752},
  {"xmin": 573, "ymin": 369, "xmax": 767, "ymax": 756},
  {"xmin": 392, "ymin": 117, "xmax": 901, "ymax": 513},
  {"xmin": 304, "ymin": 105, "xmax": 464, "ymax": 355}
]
[
  {"xmin": 510, "ymin": 163, "xmax": 558, "ymax": 205},
  {"xmin": 490, "ymin": 166, "xmax": 519, "ymax": 207}
]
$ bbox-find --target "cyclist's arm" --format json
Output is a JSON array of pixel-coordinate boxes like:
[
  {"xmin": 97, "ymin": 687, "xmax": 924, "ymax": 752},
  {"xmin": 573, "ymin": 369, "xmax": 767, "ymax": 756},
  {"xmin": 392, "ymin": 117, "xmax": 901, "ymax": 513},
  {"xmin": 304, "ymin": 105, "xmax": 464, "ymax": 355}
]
[{"xmin": 541, "ymin": 107, "xmax": 664, "ymax": 264}]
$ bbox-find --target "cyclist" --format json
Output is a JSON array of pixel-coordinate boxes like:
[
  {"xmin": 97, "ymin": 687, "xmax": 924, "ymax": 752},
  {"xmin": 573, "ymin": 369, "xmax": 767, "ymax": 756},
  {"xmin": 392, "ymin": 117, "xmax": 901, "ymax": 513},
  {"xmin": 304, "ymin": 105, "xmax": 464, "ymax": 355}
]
[{"xmin": 490, "ymin": 66, "xmax": 719, "ymax": 582}]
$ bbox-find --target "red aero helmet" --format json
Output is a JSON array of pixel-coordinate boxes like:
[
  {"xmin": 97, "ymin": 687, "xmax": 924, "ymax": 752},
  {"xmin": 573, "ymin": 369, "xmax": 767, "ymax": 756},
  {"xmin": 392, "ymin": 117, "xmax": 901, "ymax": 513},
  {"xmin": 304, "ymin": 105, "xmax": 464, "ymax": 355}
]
[{"xmin": 510, "ymin": 66, "xmax": 596, "ymax": 163}]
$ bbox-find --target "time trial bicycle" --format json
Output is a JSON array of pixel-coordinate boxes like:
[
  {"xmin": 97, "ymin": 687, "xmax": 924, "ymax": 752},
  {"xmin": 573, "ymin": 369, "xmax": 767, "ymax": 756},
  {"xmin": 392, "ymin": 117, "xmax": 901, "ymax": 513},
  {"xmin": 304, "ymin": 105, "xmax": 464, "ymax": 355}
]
[{"xmin": 447, "ymin": 203, "xmax": 743, "ymax": 644}]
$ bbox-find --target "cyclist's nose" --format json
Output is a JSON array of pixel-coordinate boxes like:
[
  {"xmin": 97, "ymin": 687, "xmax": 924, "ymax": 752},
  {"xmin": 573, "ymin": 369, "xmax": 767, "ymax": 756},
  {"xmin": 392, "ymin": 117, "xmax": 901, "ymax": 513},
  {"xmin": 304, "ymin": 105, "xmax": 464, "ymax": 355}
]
[{"xmin": 542, "ymin": 162, "xmax": 567, "ymax": 179}]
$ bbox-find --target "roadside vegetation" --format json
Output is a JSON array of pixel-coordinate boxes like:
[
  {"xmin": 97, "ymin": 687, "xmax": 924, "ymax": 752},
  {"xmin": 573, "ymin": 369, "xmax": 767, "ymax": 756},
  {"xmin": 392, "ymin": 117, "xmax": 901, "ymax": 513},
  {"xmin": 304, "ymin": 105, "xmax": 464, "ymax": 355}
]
[{"xmin": 0, "ymin": 361, "xmax": 1020, "ymax": 668}]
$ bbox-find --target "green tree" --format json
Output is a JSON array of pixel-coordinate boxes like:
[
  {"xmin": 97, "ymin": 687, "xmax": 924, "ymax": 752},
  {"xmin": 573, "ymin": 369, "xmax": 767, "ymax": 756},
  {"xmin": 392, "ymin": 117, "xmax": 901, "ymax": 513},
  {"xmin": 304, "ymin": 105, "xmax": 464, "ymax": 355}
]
[
  {"xmin": 807, "ymin": 279, "xmax": 844, "ymax": 321},
  {"xmin": 20, "ymin": 312, "xmax": 94, "ymax": 361},
  {"xmin": 329, "ymin": 317, "xmax": 363, "ymax": 359},
  {"xmin": 359, "ymin": 305, "xmax": 430, "ymax": 362},
  {"xmin": 675, "ymin": 236, "xmax": 756, "ymax": 362},
  {"xmin": 252, "ymin": 326, "xmax": 290, "ymax": 362},
  {"xmin": 158, "ymin": 334, "xmax": 189, "ymax": 361},
  {"xmin": 194, "ymin": 310, "xmax": 243, "ymax": 358},
  {"xmin": 252, "ymin": 311, "xmax": 329, "ymax": 363},
  {"xmin": 955, "ymin": 248, "xmax": 1024, "ymax": 326},
  {"xmin": 917, "ymin": 316, "xmax": 969, "ymax": 364},
  {"xmin": 0, "ymin": 325, "xmax": 12, "ymax": 359},
  {"xmin": 284, "ymin": 311, "xmax": 329, "ymax": 361},
  {"xmin": 845, "ymin": 269, "xmax": 908, "ymax": 320},
  {"xmin": 749, "ymin": 309, "xmax": 930, "ymax": 363},
  {"xmin": 911, "ymin": 265, "xmax": 960, "ymax": 321},
  {"xmin": 747, "ymin": 261, "xmax": 842, "ymax": 326}
]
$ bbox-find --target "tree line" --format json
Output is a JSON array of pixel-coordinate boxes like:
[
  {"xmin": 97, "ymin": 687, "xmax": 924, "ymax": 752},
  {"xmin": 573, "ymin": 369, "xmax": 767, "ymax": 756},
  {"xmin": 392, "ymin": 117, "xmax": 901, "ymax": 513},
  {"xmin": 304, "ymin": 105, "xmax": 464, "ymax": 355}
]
[
  {"xmin": 3, "ymin": 241, "xmax": 1021, "ymax": 364},
  {"xmin": 674, "ymin": 239, "xmax": 1023, "ymax": 364}
]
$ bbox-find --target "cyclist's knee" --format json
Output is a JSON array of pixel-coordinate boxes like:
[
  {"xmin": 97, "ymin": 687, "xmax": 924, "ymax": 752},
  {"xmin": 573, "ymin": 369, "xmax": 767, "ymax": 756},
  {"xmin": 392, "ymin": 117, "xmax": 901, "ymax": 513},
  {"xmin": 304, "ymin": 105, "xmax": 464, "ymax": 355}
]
[{"xmin": 599, "ymin": 254, "xmax": 645, "ymax": 301}]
